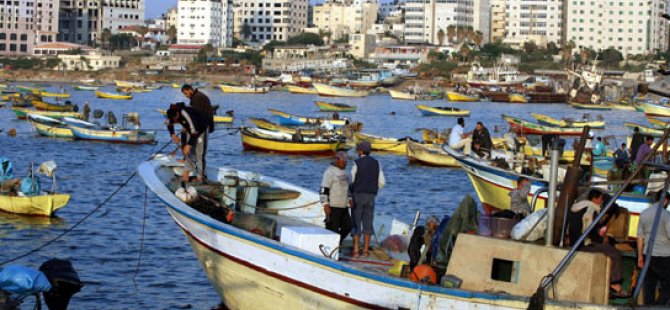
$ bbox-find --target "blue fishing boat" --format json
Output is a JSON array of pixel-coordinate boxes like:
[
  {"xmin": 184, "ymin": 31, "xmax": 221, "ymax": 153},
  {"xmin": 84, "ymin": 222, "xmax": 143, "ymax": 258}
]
[{"xmin": 63, "ymin": 116, "xmax": 155, "ymax": 144}]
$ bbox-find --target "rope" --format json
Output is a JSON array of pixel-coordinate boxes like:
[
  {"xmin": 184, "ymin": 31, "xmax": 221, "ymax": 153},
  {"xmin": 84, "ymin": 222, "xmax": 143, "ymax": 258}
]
[
  {"xmin": 0, "ymin": 141, "xmax": 173, "ymax": 266},
  {"xmin": 132, "ymin": 185, "xmax": 149, "ymax": 292}
]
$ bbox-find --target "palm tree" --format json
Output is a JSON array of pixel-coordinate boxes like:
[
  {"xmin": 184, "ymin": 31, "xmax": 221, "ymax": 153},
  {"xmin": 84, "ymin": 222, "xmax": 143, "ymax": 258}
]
[
  {"xmin": 473, "ymin": 31, "xmax": 484, "ymax": 47},
  {"xmin": 561, "ymin": 40, "xmax": 576, "ymax": 64},
  {"xmin": 167, "ymin": 25, "xmax": 177, "ymax": 44},
  {"xmin": 437, "ymin": 28, "xmax": 445, "ymax": 46},
  {"xmin": 446, "ymin": 25, "xmax": 455, "ymax": 44}
]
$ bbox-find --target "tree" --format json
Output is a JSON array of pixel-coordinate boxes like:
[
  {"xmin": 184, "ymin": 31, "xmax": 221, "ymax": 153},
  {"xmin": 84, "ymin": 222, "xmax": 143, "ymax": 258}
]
[
  {"xmin": 473, "ymin": 31, "xmax": 484, "ymax": 47},
  {"xmin": 561, "ymin": 40, "xmax": 576, "ymax": 64},
  {"xmin": 318, "ymin": 29, "xmax": 332, "ymax": 44},
  {"xmin": 600, "ymin": 47, "xmax": 624, "ymax": 68},
  {"xmin": 437, "ymin": 28, "xmax": 445, "ymax": 46},
  {"xmin": 287, "ymin": 33, "xmax": 324, "ymax": 46},
  {"xmin": 446, "ymin": 25, "xmax": 455, "ymax": 44},
  {"xmin": 101, "ymin": 28, "xmax": 112, "ymax": 49},
  {"xmin": 167, "ymin": 25, "xmax": 177, "ymax": 44},
  {"xmin": 263, "ymin": 40, "xmax": 286, "ymax": 52},
  {"xmin": 108, "ymin": 34, "xmax": 134, "ymax": 50},
  {"xmin": 523, "ymin": 41, "xmax": 538, "ymax": 54},
  {"xmin": 241, "ymin": 22, "xmax": 252, "ymax": 40}
]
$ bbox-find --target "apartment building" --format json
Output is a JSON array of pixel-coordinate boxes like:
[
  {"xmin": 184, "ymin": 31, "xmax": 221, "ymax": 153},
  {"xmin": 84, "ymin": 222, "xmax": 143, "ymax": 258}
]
[
  {"xmin": 0, "ymin": 0, "xmax": 60, "ymax": 56},
  {"xmin": 166, "ymin": 6, "xmax": 178, "ymax": 29},
  {"xmin": 504, "ymin": 0, "xmax": 564, "ymax": 47},
  {"xmin": 58, "ymin": 0, "xmax": 145, "ymax": 46},
  {"xmin": 177, "ymin": 0, "xmax": 233, "ymax": 47},
  {"xmin": 490, "ymin": 0, "xmax": 505, "ymax": 42},
  {"xmin": 233, "ymin": 0, "xmax": 308, "ymax": 43},
  {"xmin": 312, "ymin": 0, "xmax": 378, "ymax": 41},
  {"xmin": 565, "ymin": 0, "xmax": 669, "ymax": 57},
  {"xmin": 403, "ymin": 0, "xmax": 473, "ymax": 45}
]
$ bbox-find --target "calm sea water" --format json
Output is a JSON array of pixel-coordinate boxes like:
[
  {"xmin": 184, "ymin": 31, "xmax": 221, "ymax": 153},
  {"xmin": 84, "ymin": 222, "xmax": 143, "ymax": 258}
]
[{"xmin": 0, "ymin": 84, "xmax": 650, "ymax": 309}]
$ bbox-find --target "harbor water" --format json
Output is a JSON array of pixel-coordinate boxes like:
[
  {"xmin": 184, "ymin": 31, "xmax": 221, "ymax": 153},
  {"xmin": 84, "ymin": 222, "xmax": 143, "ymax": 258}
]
[{"xmin": 0, "ymin": 85, "xmax": 651, "ymax": 309}]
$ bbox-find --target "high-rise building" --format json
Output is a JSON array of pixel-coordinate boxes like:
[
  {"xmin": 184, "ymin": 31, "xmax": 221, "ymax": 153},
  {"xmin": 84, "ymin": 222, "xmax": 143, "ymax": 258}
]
[
  {"xmin": 312, "ymin": 0, "xmax": 378, "ymax": 41},
  {"xmin": 565, "ymin": 0, "xmax": 668, "ymax": 57},
  {"xmin": 403, "ymin": 0, "xmax": 474, "ymax": 45},
  {"xmin": 472, "ymin": 0, "xmax": 490, "ymax": 44},
  {"xmin": 177, "ymin": 0, "xmax": 233, "ymax": 47},
  {"xmin": 58, "ymin": 0, "xmax": 145, "ymax": 46},
  {"xmin": 0, "ymin": 0, "xmax": 60, "ymax": 55},
  {"xmin": 489, "ymin": 0, "xmax": 506, "ymax": 42},
  {"xmin": 503, "ymin": 0, "xmax": 564, "ymax": 47},
  {"xmin": 233, "ymin": 0, "xmax": 308, "ymax": 43}
]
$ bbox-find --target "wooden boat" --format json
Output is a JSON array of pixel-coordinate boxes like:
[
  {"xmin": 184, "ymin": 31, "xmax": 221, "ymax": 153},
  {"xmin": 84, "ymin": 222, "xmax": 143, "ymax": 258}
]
[
  {"xmin": 1, "ymin": 93, "xmax": 20, "ymax": 101},
  {"xmin": 73, "ymin": 85, "xmax": 100, "ymax": 91},
  {"xmin": 32, "ymin": 100, "xmax": 74, "ymax": 112},
  {"xmin": 96, "ymin": 90, "xmax": 133, "ymax": 100},
  {"xmin": 241, "ymin": 127, "xmax": 341, "ymax": 155},
  {"xmin": 12, "ymin": 107, "xmax": 80, "ymax": 120},
  {"xmin": 314, "ymin": 101, "xmax": 356, "ymax": 112},
  {"xmin": 406, "ymin": 140, "xmax": 457, "ymax": 167},
  {"xmin": 646, "ymin": 117, "xmax": 668, "ymax": 128},
  {"xmin": 267, "ymin": 109, "xmax": 347, "ymax": 127},
  {"xmin": 416, "ymin": 105, "xmax": 470, "ymax": 117},
  {"xmin": 353, "ymin": 132, "xmax": 407, "ymax": 154},
  {"xmin": 531, "ymin": 113, "xmax": 605, "ymax": 129},
  {"xmin": 172, "ymin": 83, "xmax": 181, "ymax": 88},
  {"xmin": 503, "ymin": 115, "xmax": 584, "ymax": 136},
  {"xmin": 37, "ymin": 91, "xmax": 70, "ymax": 98},
  {"xmin": 623, "ymin": 122, "xmax": 664, "ymax": 138},
  {"xmin": 640, "ymin": 102, "xmax": 670, "ymax": 117},
  {"xmin": 114, "ymin": 80, "xmax": 144, "ymax": 88},
  {"xmin": 157, "ymin": 109, "xmax": 233, "ymax": 124},
  {"xmin": 509, "ymin": 94, "xmax": 528, "ymax": 103},
  {"xmin": 64, "ymin": 117, "xmax": 156, "ymax": 144},
  {"xmin": 26, "ymin": 114, "xmax": 96, "ymax": 139},
  {"xmin": 606, "ymin": 103, "xmax": 637, "ymax": 111},
  {"xmin": 443, "ymin": 146, "xmax": 650, "ymax": 239},
  {"xmin": 569, "ymin": 102, "xmax": 611, "ymax": 111},
  {"xmin": 248, "ymin": 118, "xmax": 340, "ymax": 136},
  {"xmin": 349, "ymin": 79, "xmax": 379, "ymax": 88},
  {"xmin": 139, "ymin": 155, "xmax": 622, "ymax": 310},
  {"xmin": 219, "ymin": 84, "xmax": 269, "ymax": 94},
  {"xmin": 445, "ymin": 91, "xmax": 479, "ymax": 102},
  {"xmin": 0, "ymin": 193, "xmax": 70, "ymax": 216},
  {"xmin": 312, "ymin": 83, "xmax": 368, "ymax": 97},
  {"xmin": 388, "ymin": 89, "xmax": 419, "ymax": 100},
  {"xmin": 17, "ymin": 85, "xmax": 41, "ymax": 93},
  {"xmin": 116, "ymin": 87, "xmax": 151, "ymax": 93},
  {"xmin": 286, "ymin": 85, "xmax": 318, "ymax": 95}
]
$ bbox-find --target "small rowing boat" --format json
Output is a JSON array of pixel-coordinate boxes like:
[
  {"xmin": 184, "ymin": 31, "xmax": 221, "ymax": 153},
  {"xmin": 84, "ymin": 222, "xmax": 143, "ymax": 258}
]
[
  {"xmin": 12, "ymin": 107, "xmax": 80, "ymax": 120},
  {"xmin": 314, "ymin": 101, "xmax": 356, "ymax": 112},
  {"xmin": 0, "ymin": 193, "xmax": 70, "ymax": 216},
  {"xmin": 37, "ymin": 91, "xmax": 70, "ymax": 98},
  {"xmin": 353, "ymin": 132, "xmax": 407, "ymax": 154},
  {"xmin": 623, "ymin": 122, "xmax": 664, "ymax": 138},
  {"xmin": 569, "ymin": 102, "xmax": 611, "ymax": 111},
  {"xmin": 531, "ymin": 113, "xmax": 605, "ymax": 129},
  {"xmin": 406, "ymin": 139, "xmax": 458, "ymax": 167},
  {"xmin": 286, "ymin": 85, "xmax": 318, "ymax": 95},
  {"xmin": 267, "ymin": 109, "xmax": 347, "ymax": 127},
  {"xmin": 416, "ymin": 105, "xmax": 470, "ymax": 117},
  {"xmin": 503, "ymin": 114, "xmax": 584, "ymax": 136},
  {"xmin": 220, "ymin": 84, "xmax": 270, "ymax": 94},
  {"xmin": 73, "ymin": 85, "xmax": 100, "ymax": 91},
  {"xmin": 248, "ymin": 118, "xmax": 341, "ymax": 136},
  {"xmin": 312, "ymin": 83, "xmax": 369, "ymax": 97},
  {"xmin": 96, "ymin": 90, "xmax": 133, "ymax": 100},
  {"xmin": 26, "ymin": 114, "xmax": 95, "ymax": 139},
  {"xmin": 64, "ymin": 117, "xmax": 156, "ymax": 144},
  {"xmin": 32, "ymin": 100, "xmax": 75, "ymax": 112},
  {"xmin": 640, "ymin": 102, "xmax": 670, "ymax": 118},
  {"xmin": 241, "ymin": 127, "xmax": 342, "ymax": 155},
  {"xmin": 446, "ymin": 91, "xmax": 479, "ymax": 102}
]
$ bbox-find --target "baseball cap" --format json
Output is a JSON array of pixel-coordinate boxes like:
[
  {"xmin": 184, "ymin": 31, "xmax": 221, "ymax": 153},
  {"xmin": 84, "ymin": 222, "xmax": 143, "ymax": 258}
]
[{"xmin": 356, "ymin": 141, "xmax": 372, "ymax": 153}]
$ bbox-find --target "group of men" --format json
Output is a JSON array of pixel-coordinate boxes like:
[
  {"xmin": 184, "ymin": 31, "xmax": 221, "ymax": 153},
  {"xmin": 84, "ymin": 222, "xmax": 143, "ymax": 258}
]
[{"xmin": 447, "ymin": 117, "xmax": 493, "ymax": 158}]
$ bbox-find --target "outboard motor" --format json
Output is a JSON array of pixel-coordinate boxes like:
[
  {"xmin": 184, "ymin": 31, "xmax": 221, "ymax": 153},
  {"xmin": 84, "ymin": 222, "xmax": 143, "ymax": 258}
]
[
  {"xmin": 39, "ymin": 258, "xmax": 83, "ymax": 310},
  {"xmin": 72, "ymin": 105, "xmax": 79, "ymax": 113},
  {"xmin": 93, "ymin": 109, "xmax": 104, "ymax": 119}
]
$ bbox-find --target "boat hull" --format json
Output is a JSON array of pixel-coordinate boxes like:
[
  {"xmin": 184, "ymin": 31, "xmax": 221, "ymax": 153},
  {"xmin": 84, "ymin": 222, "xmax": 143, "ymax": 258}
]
[
  {"xmin": 504, "ymin": 115, "xmax": 584, "ymax": 136},
  {"xmin": 286, "ymin": 85, "xmax": 318, "ymax": 95},
  {"xmin": 640, "ymin": 102, "xmax": 670, "ymax": 117},
  {"xmin": 416, "ymin": 105, "xmax": 470, "ymax": 117},
  {"xmin": 73, "ymin": 85, "xmax": 100, "ymax": 91},
  {"xmin": 407, "ymin": 141, "xmax": 458, "ymax": 167},
  {"xmin": 569, "ymin": 102, "xmax": 611, "ymax": 111},
  {"xmin": 241, "ymin": 130, "xmax": 339, "ymax": 155},
  {"xmin": 314, "ymin": 101, "xmax": 356, "ymax": 112},
  {"xmin": 0, "ymin": 194, "xmax": 69, "ymax": 216},
  {"xmin": 313, "ymin": 83, "xmax": 368, "ymax": 97},
  {"xmin": 389, "ymin": 89, "xmax": 418, "ymax": 100},
  {"xmin": 446, "ymin": 91, "xmax": 479, "ymax": 102},
  {"xmin": 220, "ymin": 85, "xmax": 269, "ymax": 93},
  {"xmin": 12, "ymin": 107, "xmax": 80, "ymax": 120},
  {"xmin": 68, "ymin": 126, "xmax": 156, "ymax": 144},
  {"xmin": 38, "ymin": 92, "xmax": 70, "ymax": 98},
  {"xmin": 32, "ymin": 100, "xmax": 73, "ymax": 112},
  {"xmin": 96, "ymin": 91, "xmax": 132, "ymax": 100},
  {"xmin": 29, "ymin": 120, "xmax": 73, "ymax": 138},
  {"xmin": 353, "ymin": 132, "xmax": 407, "ymax": 154},
  {"xmin": 268, "ymin": 109, "xmax": 346, "ymax": 127},
  {"xmin": 531, "ymin": 113, "xmax": 605, "ymax": 129}
]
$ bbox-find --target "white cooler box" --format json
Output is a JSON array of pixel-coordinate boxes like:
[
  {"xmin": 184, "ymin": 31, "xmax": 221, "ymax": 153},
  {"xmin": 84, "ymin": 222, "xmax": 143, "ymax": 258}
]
[{"xmin": 280, "ymin": 226, "xmax": 341, "ymax": 260}]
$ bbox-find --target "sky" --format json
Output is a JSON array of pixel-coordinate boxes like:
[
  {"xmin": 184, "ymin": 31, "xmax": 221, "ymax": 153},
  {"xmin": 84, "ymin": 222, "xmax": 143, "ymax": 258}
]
[{"xmin": 146, "ymin": 0, "xmax": 177, "ymax": 19}]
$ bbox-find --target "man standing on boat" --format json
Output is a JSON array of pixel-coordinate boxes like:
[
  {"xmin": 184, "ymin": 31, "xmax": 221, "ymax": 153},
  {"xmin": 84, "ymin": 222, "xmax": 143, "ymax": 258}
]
[
  {"xmin": 166, "ymin": 104, "xmax": 209, "ymax": 182},
  {"xmin": 181, "ymin": 84, "xmax": 214, "ymax": 178},
  {"xmin": 448, "ymin": 118, "xmax": 472, "ymax": 155},
  {"xmin": 320, "ymin": 151, "xmax": 352, "ymax": 243},
  {"xmin": 637, "ymin": 191, "xmax": 670, "ymax": 305},
  {"xmin": 351, "ymin": 141, "xmax": 385, "ymax": 257}
]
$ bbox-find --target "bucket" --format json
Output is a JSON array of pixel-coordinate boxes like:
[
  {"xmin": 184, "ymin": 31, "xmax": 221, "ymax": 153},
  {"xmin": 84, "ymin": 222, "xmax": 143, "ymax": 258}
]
[
  {"xmin": 477, "ymin": 215, "xmax": 492, "ymax": 236},
  {"xmin": 490, "ymin": 217, "xmax": 518, "ymax": 239}
]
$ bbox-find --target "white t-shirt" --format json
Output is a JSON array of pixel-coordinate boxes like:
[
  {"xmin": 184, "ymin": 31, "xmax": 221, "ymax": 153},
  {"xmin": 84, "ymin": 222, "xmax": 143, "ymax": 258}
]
[{"xmin": 449, "ymin": 124, "xmax": 464, "ymax": 146}]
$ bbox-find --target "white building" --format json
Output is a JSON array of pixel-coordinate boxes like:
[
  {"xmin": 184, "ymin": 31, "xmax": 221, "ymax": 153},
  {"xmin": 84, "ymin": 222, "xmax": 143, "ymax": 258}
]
[
  {"xmin": 233, "ymin": 0, "xmax": 308, "ymax": 43},
  {"xmin": 57, "ymin": 53, "xmax": 121, "ymax": 71},
  {"xmin": 403, "ymin": 0, "xmax": 474, "ymax": 45},
  {"xmin": 101, "ymin": 0, "xmax": 145, "ymax": 32},
  {"xmin": 378, "ymin": 0, "xmax": 405, "ymax": 21},
  {"xmin": 565, "ymin": 0, "xmax": 669, "ymax": 57},
  {"xmin": 58, "ymin": 0, "xmax": 145, "ymax": 46},
  {"xmin": 503, "ymin": 0, "xmax": 564, "ymax": 47},
  {"xmin": 166, "ymin": 6, "xmax": 179, "ymax": 29},
  {"xmin": 0, "ymin": 0, "xmax": 60, "ymax": 56},
  {"xmin": 312, "ymin": 0, "xmax": 378, "ymax": 41},
  {"xmin": 490, "ymin": 0, "xmax": 505, "ymax": 42},
  {"xmin": 472, "ymin": 0, "xmax": 490, "ymax": 44},
  {"xmin": 177, "ymin": 0, "xmax": 233, "ymax": 48}
]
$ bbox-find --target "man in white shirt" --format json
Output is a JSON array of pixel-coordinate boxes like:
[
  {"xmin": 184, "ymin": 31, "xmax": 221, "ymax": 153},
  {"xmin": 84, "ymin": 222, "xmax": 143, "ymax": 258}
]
[{"xmin": 448, "ymin": 117, "xmax": 472, "ymax": 155}]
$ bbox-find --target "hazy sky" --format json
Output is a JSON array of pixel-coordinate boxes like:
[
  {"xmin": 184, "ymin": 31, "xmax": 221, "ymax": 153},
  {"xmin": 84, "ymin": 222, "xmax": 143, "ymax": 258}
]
[{"xmin": 146, "ymin": 0, "xmax": 177, "ymax": 19}]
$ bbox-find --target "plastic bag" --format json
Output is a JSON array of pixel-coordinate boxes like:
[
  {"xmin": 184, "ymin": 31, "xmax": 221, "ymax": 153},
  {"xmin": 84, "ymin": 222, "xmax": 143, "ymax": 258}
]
[
  {"xmin": 0, "ymin": 266, "xmax": 52, "ymax": 295},
  {"xmin": 510, "ymin": 209, "xmax": 548, "ymax": 241}
]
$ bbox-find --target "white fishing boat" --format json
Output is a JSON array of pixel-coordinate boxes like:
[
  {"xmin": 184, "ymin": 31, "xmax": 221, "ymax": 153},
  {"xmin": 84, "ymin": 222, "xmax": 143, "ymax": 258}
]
[
  {"xmin": 466, "ymin": 63, "xmax": 528, "ymax": 88},
  {"xmin": 139, "ymin": 155, "xmax": 624, "ymax": 309},
  {"xmin": 312, "ymin": 83, "xmax": 369, "ymax": 97}
]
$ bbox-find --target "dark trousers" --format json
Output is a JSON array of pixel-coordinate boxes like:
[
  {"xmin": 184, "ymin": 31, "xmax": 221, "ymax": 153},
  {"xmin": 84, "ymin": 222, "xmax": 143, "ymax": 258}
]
[
  {"xmin": 643, "ymin": 256, "xmax": 670, "ymax": 305},
  {"xmin": 325, "ymin": 207, "xmax": 352, "ymax": 243},
  {"xmin": 582, "ymin": 242, "xmax": 623, "ymax": 283},
  {"xmin": 352, "ymin": 193, "xmax": 376, "ymax": 236}
]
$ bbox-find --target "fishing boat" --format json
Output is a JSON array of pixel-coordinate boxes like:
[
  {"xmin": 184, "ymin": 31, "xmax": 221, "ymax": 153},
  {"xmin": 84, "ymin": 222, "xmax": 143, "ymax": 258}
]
[
  {"xmin": 312, "ymin": 83, "xmax": 369, "ymax": 97},
  {"xmin": 286, "ymin": 85, "xmax": 318, "ymax": 95},
  {"xmin": 17, "ymin": 85, "xmax": 41, "ymax": 93},
  {"xmin": 389, "ymin": 90, "xmax": 419, "ymax": 100},
  {"xmin": 313, "ymin": 101, "xmax": 356, "ymax": 112},
  {"xmin": 96, "ymin": 91, "xmax": 133, "ymax": 100},
  {"xmin": 114, "ymin": 80, "xmax": 144, "ymax": 88},
  {"xmin": 569, "ymin": 102, "xmax": 611, "ymax": 111},
  {"xmin": 640, "ymin": 102, "xmax": 670, "ymax": 118},
  {"xmin": 443, "ymin": 146, "xmax": 650, "ymax": 240},
  {"xmin": 267, "ymin": 109, "xmax": 347, "ymax": 127},
  {"xmin": 415, "ymin": 105, "xmax": 470, "ymax": 117},
  {"xmin": 0, "ymin": 193, "xmax": 70, "ymax": 217},
  {"xmin": 241, "ymin": 127, "xmax": 341, "ymax": 155},
  {"xmin": 406, "ymin": 140, "xmax": 458, "ymax": 167},
  {"xmin": 12, "ymin": 107, "xmax": 80, "ymax": 120},
  {"xmin": 623, "ymin": 122, "xmax": 664, "ymax": 138},
  {"xmin": 509, "ymin": 94, "xmax": 528, "ymax": 103},
  {"xmin": 171, "ymin": 83, "xmax": 181, "ymax": 88},
  {"xmin": 73, "ymin": 85, "xmax": 100, "ymax": 91},
  {"xmin": 26, "ymin": 114, "xmax": 95, "ymax": 139},
  {"xmin": 37, "ymin": 91, "xmax": 70, "ymax": 98},
  {"xmin": 32, "ymin": 100, "xmax": 75, "ymax": 112},
  {"xmin": 1, "ymin": 93, "xmax": 20, "ymax": 101},
  {"xmin": 466, "ymin": 63, "xmax": 527, "ymax": 88},
  {"xmin": 531, "ymin": 113, "xmax": 605, "ymax": 129},
  {"xmin": 157, "ymin": 109, "xmax": 234, "ymax": 124},
  {"xmin": 63, "ymin": 117, "xmax": 156, "ymax": 144},
  {"xmin": 116, "ymin": 87, "xmax": 151, "ymax": 93},
  {"xmin": 139, "ymin": 154, "xmax": 623, "ymax": 310},
  {"xmin": 445, "ymin": 91, "xmax": 479, "ymax": 102},
  {"xmin": 503, "ymin": 115, "xmax": 584, "ymax": 136},
  {"xmin": 646, "ymin": 117, "xmax": 668, "ymax": 128},
  {"xmin": 219, "ymin": 84, "xmax": 270, "ymax": 94},
  {"xmin": 353, "ymin": 132, "xmax": 407, "ymax": 154},
  {"xmin": 248, "ymin": 118, "xmax": 341, "ymax": 136}
]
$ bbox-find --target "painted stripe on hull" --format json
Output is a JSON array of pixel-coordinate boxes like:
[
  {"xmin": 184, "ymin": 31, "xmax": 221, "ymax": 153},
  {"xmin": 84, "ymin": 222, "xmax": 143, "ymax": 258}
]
[{"xmin": 242, "ymin": 142, "xmax": 336, "ymax": 156}]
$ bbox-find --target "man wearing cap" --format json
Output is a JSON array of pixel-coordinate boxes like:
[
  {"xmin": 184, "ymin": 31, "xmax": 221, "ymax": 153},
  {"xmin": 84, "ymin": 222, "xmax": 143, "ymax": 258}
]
[
  {"xmin": 181, "ymin": 84, "xmax": 214, "ymax": 177},
  {"xmin": 166, "ymin": 104, "xmax": 209, "ymax": 182},
  {"xmin": 320, "ymin": 151, "xmax": 352, "ymax": 243},
  {"xmin": 351, "ymin": 141, "xmax": 385, "ymax": 257},
  {"xmin": 448, "ymin": 117, "xmax": 472, "ymax": 155}
]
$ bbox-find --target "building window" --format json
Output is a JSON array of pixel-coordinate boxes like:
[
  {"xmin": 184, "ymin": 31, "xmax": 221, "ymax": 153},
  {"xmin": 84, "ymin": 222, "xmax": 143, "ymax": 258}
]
[
  {"xmin": 9, "ymin": 43, "xmax": 15, "ymax": 51},
  {"xmin": 20, "ymin": 34, "xmax": 27, "ymax": 41},
  {"xmin": 19, "ymin": 44, "xmax": 26, "ymax": 52},
  {"xmin": 0, "ymin": 44, "xmax": 5, "ymax": 51},
  {"xmin": 10, "ymin": 33, "xmax": 16, "ymax": 40}
]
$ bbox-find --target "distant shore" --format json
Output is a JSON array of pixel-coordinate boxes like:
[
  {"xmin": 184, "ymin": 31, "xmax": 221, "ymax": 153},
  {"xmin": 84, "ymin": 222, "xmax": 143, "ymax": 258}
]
[{"xmin": 0, "ymin": 69, "xmax": 254, "ymax": 85}]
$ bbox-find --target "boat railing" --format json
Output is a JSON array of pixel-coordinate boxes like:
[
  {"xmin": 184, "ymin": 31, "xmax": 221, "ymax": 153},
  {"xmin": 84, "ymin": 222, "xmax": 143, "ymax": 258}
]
[{"xmin": 530, "ymin": 127, "xmax": 670, "ymax": 308}]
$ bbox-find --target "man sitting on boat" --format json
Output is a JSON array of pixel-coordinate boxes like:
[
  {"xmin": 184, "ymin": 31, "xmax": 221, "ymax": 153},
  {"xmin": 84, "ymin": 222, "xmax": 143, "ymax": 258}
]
[
  {"xmin": 471, "ymin": 122, "xmax": 493, "ymax": 158},
  {"xmin": 0, "ymin": 158, "xmax": 20, "ymax": 194},
  {"xmin": 166, "ymin": 104, "xmax": 209, "ymax": 183},
  {"xmin": 351, "ymin": 141, "xmax": 386, "ymax": 258},
  {"xmin": 448, "ymin": 118, "xmax": 472, "ymax": 155},
  {"xmin": 494, "ymin": 177, "xmax": 532, "ymax": 220},
  {"xmin": 320, "ymin": 151, "xmax": 352, "ymax": 244}
]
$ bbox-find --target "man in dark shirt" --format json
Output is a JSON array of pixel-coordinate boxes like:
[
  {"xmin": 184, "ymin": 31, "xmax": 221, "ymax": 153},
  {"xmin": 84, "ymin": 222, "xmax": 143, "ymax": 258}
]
[
  {"xmin": 471, "ymin": 122, "xmax": 493, "ymax": 158},
  {"xmin": 166, "ymin": 103, "xmax": 209, "ymax": 182},
  {"xmin": 350, "ymin": 141, "xmax": 385, "ymax": 257},
  {"xmin": 181, "ymin": 84, "xmax": 214, "ymax": 178},
  {"xmin": 631, "ymin": 127, "xmax": 645, "ymax": 160}
]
